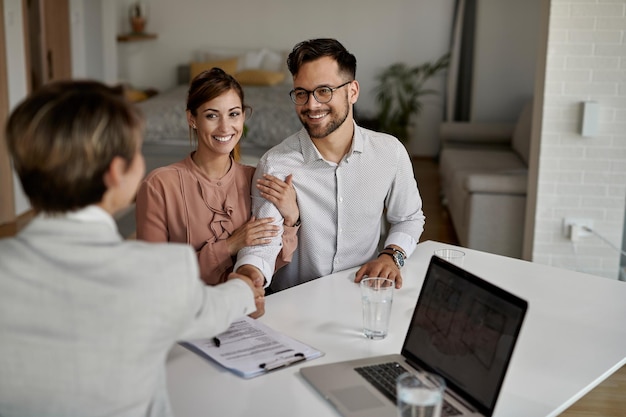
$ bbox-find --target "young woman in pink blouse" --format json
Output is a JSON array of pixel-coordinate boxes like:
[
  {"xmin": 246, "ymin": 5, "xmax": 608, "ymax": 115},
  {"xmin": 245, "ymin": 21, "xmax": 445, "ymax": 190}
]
[{"xmin": 136, "ymin": 68, "xmax": 299, "ymax": 292}]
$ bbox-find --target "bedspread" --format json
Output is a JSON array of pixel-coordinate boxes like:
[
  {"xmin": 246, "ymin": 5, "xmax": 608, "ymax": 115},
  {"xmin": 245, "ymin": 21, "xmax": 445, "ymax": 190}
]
[{"xmin": 138, "ymin": 83, "xmax": 302, "ymax": 152}]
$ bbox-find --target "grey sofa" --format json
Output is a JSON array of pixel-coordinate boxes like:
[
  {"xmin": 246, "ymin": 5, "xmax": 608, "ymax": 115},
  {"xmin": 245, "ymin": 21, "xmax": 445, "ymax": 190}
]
[{"xmin": 438, "ymin": 101, "xmax": 533, "ymax": 258}]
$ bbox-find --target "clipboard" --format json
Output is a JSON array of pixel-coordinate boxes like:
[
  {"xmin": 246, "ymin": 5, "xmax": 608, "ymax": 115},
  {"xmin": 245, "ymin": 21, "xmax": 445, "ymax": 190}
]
[{"xmin": 179, "ymin": 316, "xmax": 324, "ymax": 378}]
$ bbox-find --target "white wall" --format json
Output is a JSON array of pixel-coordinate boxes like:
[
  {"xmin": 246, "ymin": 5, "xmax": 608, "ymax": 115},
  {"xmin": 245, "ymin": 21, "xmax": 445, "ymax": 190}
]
[
  {"xmin": 472, "ymin": 0, "xmax": 542, "ymax": 123},
  {"xmin": 114, "ymin": 0, "xmax": 456, "ymax": 157},
  {"xmin": 531, "ymin": 0, "xmax": 626, "ymax": 279},
  {"xmin": 3, "ymin": 0, "xmax": 30, "ymax": 215},
  {"xmin": 71, "ymin": 0, "xmax": 117, "ymax": 84},
  {"xmin": 70, "ymin": 0, "xmax": 87, "ymax": 78}
]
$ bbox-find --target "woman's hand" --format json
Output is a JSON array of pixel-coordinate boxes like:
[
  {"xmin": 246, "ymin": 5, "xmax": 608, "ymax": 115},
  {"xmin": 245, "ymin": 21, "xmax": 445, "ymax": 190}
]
[
  {"xmin": 226, "ymin": 217, "xmax": 279, "ymax": 255},
  {"xmin": 257, "ymin": 174, "xmax": 300, "ymax": 227}
]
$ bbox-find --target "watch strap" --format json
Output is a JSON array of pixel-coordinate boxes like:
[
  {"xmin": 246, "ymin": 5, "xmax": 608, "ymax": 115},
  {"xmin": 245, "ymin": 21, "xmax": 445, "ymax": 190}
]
[
  {"xmin": 378, "ymin": 247, "xmax": 405, "ymax": 268},
  {"xmin": 286, "ymin": 217, "xmax": 301, "ymax": 227}
]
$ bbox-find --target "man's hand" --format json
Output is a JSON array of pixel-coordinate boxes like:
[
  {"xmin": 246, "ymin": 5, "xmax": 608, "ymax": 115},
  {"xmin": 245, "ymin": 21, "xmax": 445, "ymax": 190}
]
[
  {"xmin": 235, "ymin": 265, "xmax": 267, "ymax": 318},
  {"xmin": 354, "ymin": 255, "xmax": 403, "ymax": 289}
]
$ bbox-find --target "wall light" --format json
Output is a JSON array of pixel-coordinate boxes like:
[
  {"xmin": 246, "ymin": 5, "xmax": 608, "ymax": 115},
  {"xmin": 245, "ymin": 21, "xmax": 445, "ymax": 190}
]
[{"xmin": 580, "ymin": 100, "xmax": 598, "ymax": 137}]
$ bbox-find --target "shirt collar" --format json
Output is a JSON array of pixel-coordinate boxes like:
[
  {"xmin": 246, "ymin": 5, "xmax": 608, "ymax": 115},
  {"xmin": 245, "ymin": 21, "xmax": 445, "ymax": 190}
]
[
  {"xmin": 351, "ymin": 123, "xmax": 365, "ymax": 154},
  {"xmin": 57, "ymin": 205, "xmax": 118, "ymax": 232},
  {"xmin": 299, "ymin": 121, "xmax": 363, "ymax": 165}
]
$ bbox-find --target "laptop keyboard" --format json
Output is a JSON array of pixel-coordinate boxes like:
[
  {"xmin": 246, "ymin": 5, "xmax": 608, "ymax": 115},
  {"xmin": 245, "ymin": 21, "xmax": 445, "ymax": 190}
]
[{"xmin": 354, "ymin": 362, "xmax": 462, "ymax": 416}]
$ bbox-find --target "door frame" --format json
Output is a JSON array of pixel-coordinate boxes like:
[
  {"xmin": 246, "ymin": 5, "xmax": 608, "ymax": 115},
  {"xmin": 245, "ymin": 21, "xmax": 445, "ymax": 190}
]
[
  {"xmin": 42, "ymin": 0, "xmax": 71, "ymax": 81},
  {"xmin": 0, "ymin": 0, "xmax": 72, "ymax": 225},
  {"xmin": 0, "ymin": 0, "xmax": 16, "ymax": 225}
]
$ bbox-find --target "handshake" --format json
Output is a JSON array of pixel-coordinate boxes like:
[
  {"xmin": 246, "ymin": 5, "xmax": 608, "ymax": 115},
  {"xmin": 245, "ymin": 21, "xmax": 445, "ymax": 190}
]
[{"xmin": 228, "ymin": 264, "xmax": 267, "ymax": 318}]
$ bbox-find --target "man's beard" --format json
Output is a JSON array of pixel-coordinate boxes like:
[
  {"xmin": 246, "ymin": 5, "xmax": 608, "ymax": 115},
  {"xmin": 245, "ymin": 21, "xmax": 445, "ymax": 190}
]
[{"xmin": 299, "ymin": 105, "xmax": 349, "ymax": 139}]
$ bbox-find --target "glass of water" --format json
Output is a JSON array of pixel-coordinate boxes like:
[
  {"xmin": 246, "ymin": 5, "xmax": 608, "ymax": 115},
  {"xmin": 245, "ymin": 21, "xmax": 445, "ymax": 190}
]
[
  {"xmin": 360, "ymin": 277, "xmax": 394, "ymax": 339},
  {"xmin": 397, "ymin": 372, "xmax": 445, "ymax": 417},
  {"xmin": 434, "ymin": 248, "xmax": 465, "ymax": 267}
]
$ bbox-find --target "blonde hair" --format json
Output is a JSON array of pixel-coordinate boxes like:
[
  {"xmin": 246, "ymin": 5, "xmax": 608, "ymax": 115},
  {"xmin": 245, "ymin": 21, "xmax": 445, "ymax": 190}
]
[{"xmin": 5, "ymin": 80, "xmax": 144, "ymax": 213}]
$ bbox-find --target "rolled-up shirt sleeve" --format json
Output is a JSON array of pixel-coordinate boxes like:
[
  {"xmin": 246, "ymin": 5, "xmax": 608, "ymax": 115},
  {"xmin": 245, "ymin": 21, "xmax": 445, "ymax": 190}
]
[{"xmin": 234, "ymin": 161, "xmax": 284, "ymax": 286}]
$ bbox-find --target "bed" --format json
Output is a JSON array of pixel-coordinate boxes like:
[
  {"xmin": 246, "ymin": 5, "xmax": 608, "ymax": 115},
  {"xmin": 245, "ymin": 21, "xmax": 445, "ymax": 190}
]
[{"xmin": 138, "ymin": 48, "xmax": 303, "ymax": 173}]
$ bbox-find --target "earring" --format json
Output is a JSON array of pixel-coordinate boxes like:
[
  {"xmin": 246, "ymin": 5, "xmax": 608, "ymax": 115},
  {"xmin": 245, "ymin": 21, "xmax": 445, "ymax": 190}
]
[{"xmin": 192, "ymin": 125, "xmax": 197, "ymax": 129}]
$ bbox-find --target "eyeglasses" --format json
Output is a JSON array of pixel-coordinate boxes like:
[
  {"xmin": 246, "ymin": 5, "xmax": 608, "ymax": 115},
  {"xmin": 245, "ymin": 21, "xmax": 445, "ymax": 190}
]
[{"xmin": 289, "ymin": 81, "xmax": 352, "ymax": 105}]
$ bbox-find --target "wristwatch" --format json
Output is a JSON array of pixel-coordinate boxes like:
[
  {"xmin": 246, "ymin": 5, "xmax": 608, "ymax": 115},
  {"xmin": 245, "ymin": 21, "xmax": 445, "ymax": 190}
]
[{"xmin": 378, "ymin": 247, "xmax": 406, "ymax": 269}]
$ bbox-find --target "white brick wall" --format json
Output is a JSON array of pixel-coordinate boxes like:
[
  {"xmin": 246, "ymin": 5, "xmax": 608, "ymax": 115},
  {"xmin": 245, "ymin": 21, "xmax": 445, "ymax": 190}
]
[{"xmin": 532, "ymin": 0, "xmax": 626, "ymax": 278}]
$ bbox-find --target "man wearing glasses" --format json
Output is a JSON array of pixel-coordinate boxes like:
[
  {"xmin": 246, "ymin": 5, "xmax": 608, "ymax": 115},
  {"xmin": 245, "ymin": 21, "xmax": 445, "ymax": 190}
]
[{"xmin": 235, "ymin": 38, "xmax": 425, "ymax": 293}]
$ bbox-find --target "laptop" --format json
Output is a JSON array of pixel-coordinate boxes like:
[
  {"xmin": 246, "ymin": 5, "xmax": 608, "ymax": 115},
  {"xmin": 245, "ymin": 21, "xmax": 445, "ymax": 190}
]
[{"xmin": 300, "ymin": 255, "xmax": 528, "ymax": 417}]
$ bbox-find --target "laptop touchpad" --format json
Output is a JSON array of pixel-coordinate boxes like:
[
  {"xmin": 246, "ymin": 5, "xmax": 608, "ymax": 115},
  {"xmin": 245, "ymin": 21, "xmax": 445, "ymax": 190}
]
[{"xmin": 331, "ymin": 386, "xmax": 385, "ymax": 411}]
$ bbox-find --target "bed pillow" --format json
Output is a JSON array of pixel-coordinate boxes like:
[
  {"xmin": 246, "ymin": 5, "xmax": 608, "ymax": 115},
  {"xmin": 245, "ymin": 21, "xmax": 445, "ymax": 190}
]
[
  {"xmin": 234, "ymin": 69, "xmax": 286, "ymax": 86},
  {"xmin": 259, "ymin": 48, "xmax": 285, "ymax": 72},
  {"xmin": 125, "ymin": 89, "xmax": 148, "ymax": 102},
  {"xmin": 190, "ymin": 57, "xmax": 239, "ymax": 80},
  {"xmin": 241, "ymin": 50, "xmax": 265, "ymax": 70},
  {"xmin": 194, "ymin": 48, "xmax": 264, "ymax": 72}
]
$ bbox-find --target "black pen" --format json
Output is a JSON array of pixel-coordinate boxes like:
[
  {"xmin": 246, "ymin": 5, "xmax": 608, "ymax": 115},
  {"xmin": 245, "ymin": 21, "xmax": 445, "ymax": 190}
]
[
  {"xmin": 259, "ymin": 352, "xmax": 305, "ymax": 371},
  {"xmin": 213, "ymin": 337, "xmax": 221, "ymax": 347}
]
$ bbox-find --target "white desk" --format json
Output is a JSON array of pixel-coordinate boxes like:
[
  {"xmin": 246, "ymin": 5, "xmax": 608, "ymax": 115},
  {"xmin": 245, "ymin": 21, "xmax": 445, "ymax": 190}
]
[{"xmin": 166, "ymin": 240, "xmax": 626, "ymax": 416}]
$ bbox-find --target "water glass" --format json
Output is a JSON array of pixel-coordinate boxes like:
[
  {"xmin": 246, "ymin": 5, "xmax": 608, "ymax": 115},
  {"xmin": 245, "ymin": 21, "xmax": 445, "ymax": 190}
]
[
  {"xmin": 434, "ymin": 248, "xmax": 465, "ymax": 267},
  {"xmin": 360, "ymin": 277, "xmax": 394, "ymax": 339},
  {"xmin": 397, "ymin": 372, "xmax": 445, "ymax": 417}
]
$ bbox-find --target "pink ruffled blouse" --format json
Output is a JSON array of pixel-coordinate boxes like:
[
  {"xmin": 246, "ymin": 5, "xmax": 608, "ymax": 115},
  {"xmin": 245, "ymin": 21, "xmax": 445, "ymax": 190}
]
[{"xmin": 136, "ymin": 154, "xmax": 297, "ymax": 285}]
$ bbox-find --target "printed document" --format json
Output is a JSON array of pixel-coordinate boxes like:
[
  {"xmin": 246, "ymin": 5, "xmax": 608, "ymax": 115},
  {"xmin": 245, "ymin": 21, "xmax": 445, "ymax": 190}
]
[{"xmin": 180, "ymin": 316, "xmax": 323, "ymax": 378}]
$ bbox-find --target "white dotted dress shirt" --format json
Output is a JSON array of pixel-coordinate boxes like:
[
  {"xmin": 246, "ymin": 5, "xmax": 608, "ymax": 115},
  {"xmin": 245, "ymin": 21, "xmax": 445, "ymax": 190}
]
[{"xmin": 235, "ymin": 122, "xmax": 425, "ymax": 291}]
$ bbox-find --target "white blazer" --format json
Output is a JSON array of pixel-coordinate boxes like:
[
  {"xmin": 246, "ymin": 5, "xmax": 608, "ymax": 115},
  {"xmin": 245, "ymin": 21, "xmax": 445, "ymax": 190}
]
[{"xmin": 0, "ymin": 211, "xmax": 255, "ymax": 417}]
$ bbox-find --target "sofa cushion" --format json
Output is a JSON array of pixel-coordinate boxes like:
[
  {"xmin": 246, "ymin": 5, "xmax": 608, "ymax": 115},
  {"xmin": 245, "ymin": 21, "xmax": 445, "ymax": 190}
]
[
  {"xmin": 437, "ymin": 101, "xmax": 532, "ymax": 259},
  {"xmin": 440, "ymin": 146, "xmax": 528, "ymax": 255},
  {"xmin": 445, "ymin": 168, "xmax": 527, "ymax": 253},
  {"xmin": 440, "ymin": 122, "xmax": 514, "ymax": 148},
  {"xmin": 511, "ymin": 101, "xmax": 533, "ymax": 165},
  {"xmin": 439, "ymin": 148, "xmax": 527, "ymax": 196},
  {"xmin": 440, "ymin": 148, "xmax": 526, "ymax": 173},
  {"xmin": 464, "ymin": 172, "xmax": 528, "ymax": 194},
  {"xmin": 465, "ymin": 193, "xmax": 526, "ymax": 257}
]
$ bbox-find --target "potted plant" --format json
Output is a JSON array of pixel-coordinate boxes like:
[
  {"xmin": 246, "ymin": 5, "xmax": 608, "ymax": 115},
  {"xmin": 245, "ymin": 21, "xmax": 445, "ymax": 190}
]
[{"xmin": 373, "ymin": 53, "xmax": 450, "ymax": 143}]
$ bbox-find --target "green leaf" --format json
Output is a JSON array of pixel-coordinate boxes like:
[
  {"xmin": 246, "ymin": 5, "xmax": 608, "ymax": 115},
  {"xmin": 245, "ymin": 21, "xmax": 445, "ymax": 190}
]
[{"xmin": 373, "ymin": 52, "xmax": 450, "ymax": 142}]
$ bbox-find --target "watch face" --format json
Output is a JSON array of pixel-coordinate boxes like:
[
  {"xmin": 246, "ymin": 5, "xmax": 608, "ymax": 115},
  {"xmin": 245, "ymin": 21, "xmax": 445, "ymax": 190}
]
[{"xmin": 393, "ymin": 251, "xmax": 405, "ymax": 268}]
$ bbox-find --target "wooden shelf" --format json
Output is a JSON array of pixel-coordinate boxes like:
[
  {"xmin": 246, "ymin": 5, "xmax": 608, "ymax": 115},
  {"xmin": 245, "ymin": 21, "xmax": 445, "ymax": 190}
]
[{"xmin": 117, "ymin": 33, "xmax": 157, "ymax": 42}]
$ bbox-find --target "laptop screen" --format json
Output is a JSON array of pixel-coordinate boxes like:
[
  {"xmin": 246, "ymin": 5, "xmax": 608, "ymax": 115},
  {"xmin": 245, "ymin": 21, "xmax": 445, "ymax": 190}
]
[{"xmin": 402, "ymin": 256, "xmax": 527, "ymax": 415}]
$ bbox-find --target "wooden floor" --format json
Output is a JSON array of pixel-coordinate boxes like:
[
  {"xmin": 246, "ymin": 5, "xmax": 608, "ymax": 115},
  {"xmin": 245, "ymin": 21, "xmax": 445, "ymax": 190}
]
[
  {"xmin": 560, "ymin": 364, "xmax": 626, "ymax": 417},
  {"xmin": 1, "ymin": 158, "xmax": 624, "ymax": 416},
  {"xmin": 412, "ymin": 157, "xmax": 459, "ymax": 245}
]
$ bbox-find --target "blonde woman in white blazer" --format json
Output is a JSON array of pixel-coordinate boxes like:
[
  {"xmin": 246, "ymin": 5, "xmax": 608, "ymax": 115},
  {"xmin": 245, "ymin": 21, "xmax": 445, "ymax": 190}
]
[{"xmin": 0, "ymin": 81, "xmax": 263, "ymax": 417}]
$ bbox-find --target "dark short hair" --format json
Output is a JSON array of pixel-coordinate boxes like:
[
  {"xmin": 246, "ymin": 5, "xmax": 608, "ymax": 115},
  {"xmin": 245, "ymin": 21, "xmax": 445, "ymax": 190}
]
[
  {"xmin": 4, "ymin": 80, "xmax": 143, "ymax": 213},
  {"xmin": 287, "ymin": 38, "xmax": 357, "ymax": 79}
]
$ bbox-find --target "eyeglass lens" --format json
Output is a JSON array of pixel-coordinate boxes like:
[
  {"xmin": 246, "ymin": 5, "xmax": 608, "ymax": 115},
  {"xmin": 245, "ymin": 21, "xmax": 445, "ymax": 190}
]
[{"xmin": 290, "ymin": 81, "xmax": 351, "ymax": 105}]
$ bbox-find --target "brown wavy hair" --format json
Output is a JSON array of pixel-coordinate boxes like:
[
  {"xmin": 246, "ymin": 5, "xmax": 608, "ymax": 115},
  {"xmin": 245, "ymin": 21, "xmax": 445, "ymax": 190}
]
[{"xmin": 186, "ymin": 67, "xmax": 250, "ymax": 161}]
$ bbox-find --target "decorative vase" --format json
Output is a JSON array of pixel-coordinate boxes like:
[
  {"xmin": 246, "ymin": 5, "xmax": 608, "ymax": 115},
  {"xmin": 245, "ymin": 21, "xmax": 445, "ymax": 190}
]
[
  {"xmin": 129, "ymin": 2, "xmax": 148, "ymax": 34},
  {"xmin": 130, "ymin": 17, "xmax": 145, "ymax": 34}
]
